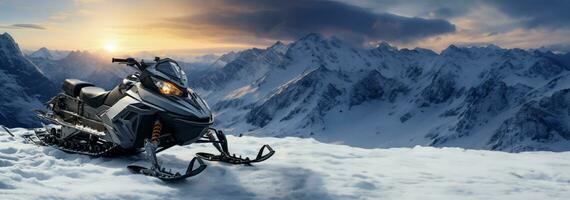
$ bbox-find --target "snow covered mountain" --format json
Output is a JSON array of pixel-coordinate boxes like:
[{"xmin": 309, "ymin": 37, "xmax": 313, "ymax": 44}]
[
  {"xmin": 1, "ymin": 127, "xmax": 569, "ymax": 200},
  {"xmin": 30, "ymin": 50, "xmax": 134, "ymax": 90},
  {"xmin": 190, "ymin": 33, "xmax": 570, "ymax": 152},
  {"xmin": 27, "ymin": 47, "xmax": 70, "ymax": 60},
  {"xmin": 28, "ymin": 47, "xmax": 53, "ymax": 59},
  {"xmin": 0, "ymin": 33, "xmax": 56, "ymax": 127}
]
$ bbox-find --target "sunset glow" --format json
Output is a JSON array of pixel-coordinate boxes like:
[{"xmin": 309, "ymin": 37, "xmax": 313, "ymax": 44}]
[
  {"xmin": 103, "ymin": 41, "xmax": 117, "ymax": 53},
  {"xmin": 0, "ymin": 0, "xmax": 569, "ymax": 54}
]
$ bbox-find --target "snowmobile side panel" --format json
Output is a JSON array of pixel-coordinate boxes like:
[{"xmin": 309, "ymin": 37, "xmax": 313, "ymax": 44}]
[
  {"xmin": 101, "ymin": 96, "xmax": 157, "ymax": 149},
  {"xmin": 103, "ymin": 95, "xmax": 144, "ymax": 120}
]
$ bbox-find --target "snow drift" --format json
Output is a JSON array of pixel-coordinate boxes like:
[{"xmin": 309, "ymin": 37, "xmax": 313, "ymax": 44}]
[{"xmin": 1, "ymin": 128, "xmax": 569, "ymax": 200}]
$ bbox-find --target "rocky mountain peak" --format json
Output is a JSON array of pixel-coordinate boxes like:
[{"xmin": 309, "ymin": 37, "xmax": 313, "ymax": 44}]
[
  {"xmin": 441, "ymin": 44, "xmax": 463, "ymax": 56},
  {"xmin": 29, "ymin": 47, "xmax": 53, "ymax": 59},
  {"xmin": 62, "ymin": 50, "xmax": 94, "ymax": 61},
  {"xmin": 0, "ymin": 32, "xmax": 22, "ymax": 56},
  {"xmin": 0, "ymin": 32, "xmax": 15, "ymax": 43},
  {"xmin": 298, "ymin": 33, "xmax": 325, "ymax": 42},
  {"xmin": 267, "ymin": 41, "xmax": 288, "ymax": 54},
  {"xmin": 376, "ymin": 41, "xmax": 397, "ymax": 52}
]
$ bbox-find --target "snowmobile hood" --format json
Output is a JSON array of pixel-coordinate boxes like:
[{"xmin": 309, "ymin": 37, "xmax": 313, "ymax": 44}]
[
  {"xmin": 133, "ymin": 83, "xmax": 213, "ymax": 123},
  {"xmin": 145, "ymin": 59, "xmax": 188, "ymax": 89}
]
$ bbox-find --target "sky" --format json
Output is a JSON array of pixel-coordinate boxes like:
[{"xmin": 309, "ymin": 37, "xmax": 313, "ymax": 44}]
[{"xmin": 1, "ymin": 0, "xmax": 569, "ymax": 55}]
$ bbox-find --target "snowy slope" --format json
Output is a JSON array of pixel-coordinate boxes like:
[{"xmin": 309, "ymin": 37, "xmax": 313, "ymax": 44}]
[
  {"xmin": 0, "ymin": 33, "xmax": 56, "ymax": 127},
  {"xmin": 189, "ymin": 33, "xmax": 570, "ymax": 152},
  {"xmin": 1, "ymin": 128, "xmax": 570, "ymax": 200}
]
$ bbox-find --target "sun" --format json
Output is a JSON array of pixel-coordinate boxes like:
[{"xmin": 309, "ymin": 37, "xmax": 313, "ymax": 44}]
[{"xmin": 103, "ymin": 41, "xmax": 118, "ymax": 53}]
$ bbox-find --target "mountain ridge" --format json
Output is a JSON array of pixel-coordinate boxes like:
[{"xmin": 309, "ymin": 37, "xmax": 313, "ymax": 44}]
[{"xmin": 190, "ymin": 33, "xmax": 570, "ymax": 152}]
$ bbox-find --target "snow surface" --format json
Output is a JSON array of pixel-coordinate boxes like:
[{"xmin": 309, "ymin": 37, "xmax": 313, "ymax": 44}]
[{"xmin": 1, "ymin": 128, "xmax": 569, "ymax": 200}]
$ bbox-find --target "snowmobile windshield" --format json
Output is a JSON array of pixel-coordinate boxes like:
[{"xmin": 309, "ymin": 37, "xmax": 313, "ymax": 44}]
[{"xmin": 155, "ymin": 61, "xmax": 188, "ymax": 87}]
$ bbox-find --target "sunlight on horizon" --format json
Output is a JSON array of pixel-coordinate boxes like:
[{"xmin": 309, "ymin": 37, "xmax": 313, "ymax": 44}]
[{"xmin": 103, "ymin": 40, "xmax": 117, "ymax": 53}]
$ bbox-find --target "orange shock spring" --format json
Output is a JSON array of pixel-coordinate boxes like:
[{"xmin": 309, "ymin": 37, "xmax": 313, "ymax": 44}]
[{"xmin": 151, "ymin": 120, "xmax": 162, "ymax": 144}]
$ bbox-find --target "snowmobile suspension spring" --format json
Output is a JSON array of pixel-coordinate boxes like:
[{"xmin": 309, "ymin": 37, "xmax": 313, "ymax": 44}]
[{"xmin": 151, "ymin": 120, "xmax": 162, "ymax": 144}]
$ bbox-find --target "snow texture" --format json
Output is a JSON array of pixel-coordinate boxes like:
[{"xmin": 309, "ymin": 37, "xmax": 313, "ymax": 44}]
[{"xmin": 1, "ymin": 128, "xmax": 569, "ymax": 200}]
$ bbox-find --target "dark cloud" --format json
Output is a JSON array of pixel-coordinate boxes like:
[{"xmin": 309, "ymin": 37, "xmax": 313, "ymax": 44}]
[
  {"xmin": 347, "ymin": 0, "xmax": 570, "ymax": 29},
  {"xmin": 167, "ymin": 0, "xmax": 456, "ymax": 44},
  {"xmin": 485, "ymin": 0, "xmax": 570, "ymax": 29},
  {"xmin": 0, "ymin": 24, "xmax": 46, "ymax": 30},
  {"xmin": 340, "ymin": 0, "xmax": 475, "ymax": 19}
]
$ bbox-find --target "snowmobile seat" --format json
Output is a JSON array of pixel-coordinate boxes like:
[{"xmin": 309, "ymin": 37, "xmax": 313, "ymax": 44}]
[
  {"xmin": 62, "ymin": 79, "xmax": 94, "ymax": 97},
  {"xmin": 79, "ymin": 86, "xmax": 109, "ymax": 107}
]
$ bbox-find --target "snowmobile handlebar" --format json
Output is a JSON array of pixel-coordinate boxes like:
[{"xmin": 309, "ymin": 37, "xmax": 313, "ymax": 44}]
[
  {"xmin": 112, "ymin": 57, "xmax": 138, "ymax": 66},
  {"xmin": 112, "ymin": 57, "xmax": 144, "ymax": 71},
  {"xmin": 111, "ymin": 58, "xmax": 129, "ymax": 63}
]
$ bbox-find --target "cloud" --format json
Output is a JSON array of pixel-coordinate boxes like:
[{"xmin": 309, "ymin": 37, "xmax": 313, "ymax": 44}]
[
  {"xmin": 163, "ymin": 0, "xmax": 456, "ymax": 44},
  {"xmin": 542, "ymin": 43, "xmax": 570, "ymax": 53},
  {"xmin": 352, "ymin": 0, "xmax": 570, "ymax": 30},
  {"xmin": 0, "ymin": 24, "xmax": 46, "ymax": 30},
  {"xmin": 484, "ymin": 0, "xmax": 570, "ymax": 29},
  {"xmin": 11, "ymin": 24, "xmax": 46, "ymax": 30}
]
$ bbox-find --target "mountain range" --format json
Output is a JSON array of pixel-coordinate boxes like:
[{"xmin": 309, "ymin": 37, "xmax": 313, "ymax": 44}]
[
  {"xmin": 189, "ymin": 33, "xmax": 570, "ymax": 152},
  {"xmin": 27, "ymin": 47, "xmax": 70, "ymax": 60},
  {"xmin": 1, "ymin": 32, "xmax": 569, "ymax": 152},
  {"xmin": 28, "ymin": 50, "xmax": 133, "ymax": 90}
]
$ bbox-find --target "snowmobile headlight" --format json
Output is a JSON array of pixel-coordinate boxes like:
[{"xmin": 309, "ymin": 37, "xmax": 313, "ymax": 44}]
[{"xmin": 152, "ymin": 78, "xmax": 183, "ymax": 96}]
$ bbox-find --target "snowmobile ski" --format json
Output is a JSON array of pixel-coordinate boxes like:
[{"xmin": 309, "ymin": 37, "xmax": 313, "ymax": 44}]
[
  {"xmin": 127, "ymin": 139, "xmax": 207, "ymax": 181},
  {"xmin": 196, "ymin": 128, "xmax": 275, "ymax": 165},
  {"xmin": 1, "ymin": 125, "xmax": 14, "ymax": 137}
]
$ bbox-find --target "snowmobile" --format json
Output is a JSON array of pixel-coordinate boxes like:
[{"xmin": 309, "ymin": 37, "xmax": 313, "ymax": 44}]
[{"xmin": 31, "ymin": 57, "xmax": 274, "ymax": 181}]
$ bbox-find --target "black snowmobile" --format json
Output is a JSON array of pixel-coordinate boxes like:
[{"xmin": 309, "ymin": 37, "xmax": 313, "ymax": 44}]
[{"xmin": 31, "ymin": 57, "xmax": 274, "ymax": 181}]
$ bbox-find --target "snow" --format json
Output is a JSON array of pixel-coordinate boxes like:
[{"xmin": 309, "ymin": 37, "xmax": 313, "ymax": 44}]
[{"xmin": 1, "ymin": 128, "xmax": 569, "ymax": 200}]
